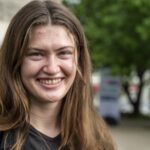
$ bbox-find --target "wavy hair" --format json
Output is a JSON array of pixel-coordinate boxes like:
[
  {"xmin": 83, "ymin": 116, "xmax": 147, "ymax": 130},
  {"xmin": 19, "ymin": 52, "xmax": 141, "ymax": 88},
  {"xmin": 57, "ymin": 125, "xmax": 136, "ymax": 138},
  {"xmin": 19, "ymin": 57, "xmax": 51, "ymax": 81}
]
[{"xmin": 0, "ymin": 0, "xmax": 115, "ymax": 149}]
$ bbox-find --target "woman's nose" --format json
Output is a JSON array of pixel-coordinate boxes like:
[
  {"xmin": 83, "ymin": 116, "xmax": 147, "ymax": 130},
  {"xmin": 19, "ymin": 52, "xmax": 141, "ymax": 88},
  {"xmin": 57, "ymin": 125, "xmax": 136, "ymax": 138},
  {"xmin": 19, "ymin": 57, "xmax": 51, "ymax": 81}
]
[{"xmin": 43, "ymin": 55, "xmax": 59, "ymax": 74}]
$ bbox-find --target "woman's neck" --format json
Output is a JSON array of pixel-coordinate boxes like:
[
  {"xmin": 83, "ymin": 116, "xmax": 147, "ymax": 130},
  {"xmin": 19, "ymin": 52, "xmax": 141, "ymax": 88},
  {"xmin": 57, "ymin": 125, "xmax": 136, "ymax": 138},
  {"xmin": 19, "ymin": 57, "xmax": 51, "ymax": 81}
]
[{"xmin": 29, "ymin": 100, "xmax": 62, "ymax": 137}]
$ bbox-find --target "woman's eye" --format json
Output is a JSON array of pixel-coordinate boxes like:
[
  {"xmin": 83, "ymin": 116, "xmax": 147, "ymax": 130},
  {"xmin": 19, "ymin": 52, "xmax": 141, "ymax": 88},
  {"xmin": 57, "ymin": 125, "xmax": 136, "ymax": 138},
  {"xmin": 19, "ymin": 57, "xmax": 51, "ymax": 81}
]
[
  {"xmin": 30, "ymin": 52, "xmax": 42, "ymax": 56},
  {"xmin": 27, "ymin": 51, "xmax": 44, "ymax": 60},
  {"xmin": 59, "ymin": 50, "xmax": 73, "ymax": 56}
]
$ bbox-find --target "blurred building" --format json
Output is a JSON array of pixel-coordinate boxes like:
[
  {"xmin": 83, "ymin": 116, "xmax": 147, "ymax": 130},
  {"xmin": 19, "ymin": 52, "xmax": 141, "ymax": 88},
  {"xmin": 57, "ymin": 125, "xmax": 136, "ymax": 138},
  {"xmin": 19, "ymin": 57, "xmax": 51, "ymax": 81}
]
[
  {"xmin": 0, "ymin": 0, "xmax": 32, "ymax": 22},
  {"xmin": 0, "ymin": 0, "xmax": 64, "ymax": 21},
  {"xmin": 0, "ymin": 0, "xmax": 62, "ymax": 45},
  {"xmin": 0, "ymin": 0, "xmax": 32, "ymax": 44}
]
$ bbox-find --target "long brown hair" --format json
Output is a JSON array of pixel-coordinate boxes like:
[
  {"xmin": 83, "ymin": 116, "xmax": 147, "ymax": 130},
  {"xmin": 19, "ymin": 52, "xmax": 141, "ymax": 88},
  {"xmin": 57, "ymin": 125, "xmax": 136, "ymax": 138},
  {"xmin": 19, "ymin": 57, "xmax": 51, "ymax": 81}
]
[{"xmin": 0, "ymin": 0, "xmax": 115, "ymax": 149}]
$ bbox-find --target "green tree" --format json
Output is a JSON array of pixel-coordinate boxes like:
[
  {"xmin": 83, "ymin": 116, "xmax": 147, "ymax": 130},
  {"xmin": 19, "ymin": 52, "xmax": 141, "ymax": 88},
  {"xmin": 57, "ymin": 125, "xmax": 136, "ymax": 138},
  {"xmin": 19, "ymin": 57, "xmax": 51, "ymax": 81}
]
[{"xmin": 64, "ymin": 0, "xmax": 150, "ymax": 116}]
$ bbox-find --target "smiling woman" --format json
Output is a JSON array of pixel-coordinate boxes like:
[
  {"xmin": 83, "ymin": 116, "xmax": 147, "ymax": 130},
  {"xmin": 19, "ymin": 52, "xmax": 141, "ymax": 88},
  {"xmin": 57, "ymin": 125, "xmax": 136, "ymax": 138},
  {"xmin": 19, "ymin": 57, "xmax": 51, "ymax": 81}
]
[
  {"xmin": 21, "ymin": 25, "xmax": 77, "ymax": 103},
  {"xmin": 0, "ymin": 0, "xmax": 116, "ymax": 150}
]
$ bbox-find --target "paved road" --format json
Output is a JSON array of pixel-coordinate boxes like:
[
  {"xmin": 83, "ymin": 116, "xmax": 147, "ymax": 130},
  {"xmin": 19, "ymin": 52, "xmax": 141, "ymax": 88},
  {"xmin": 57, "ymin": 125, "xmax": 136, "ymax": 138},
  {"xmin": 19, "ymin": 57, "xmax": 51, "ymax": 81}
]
[{"xmin": 109, "ymin": 118, "xmax": 150, "ymax": 150}]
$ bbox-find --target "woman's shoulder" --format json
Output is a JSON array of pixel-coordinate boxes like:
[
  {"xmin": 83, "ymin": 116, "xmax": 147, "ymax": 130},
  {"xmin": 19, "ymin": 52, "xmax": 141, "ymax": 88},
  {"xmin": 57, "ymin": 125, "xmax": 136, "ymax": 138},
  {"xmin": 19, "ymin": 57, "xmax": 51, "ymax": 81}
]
[
  {"xmin": 0, "ymin": 131, "xmax": 4, "ymax": 148},
  {"xmin": 0, "ymin": 131, "xmax": 3, "ymax": 142},
  {"xmin": 0, "ymin": 130, "xmax": 15, "ymax": 149}
]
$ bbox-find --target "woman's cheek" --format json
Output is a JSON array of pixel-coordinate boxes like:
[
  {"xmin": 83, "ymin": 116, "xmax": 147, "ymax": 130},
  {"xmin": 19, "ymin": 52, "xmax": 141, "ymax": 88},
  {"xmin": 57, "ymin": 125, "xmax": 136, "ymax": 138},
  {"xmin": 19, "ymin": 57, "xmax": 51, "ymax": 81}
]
[{"xmin": 61, "ymin": 60, "xmax": 77, "ymax": 75}]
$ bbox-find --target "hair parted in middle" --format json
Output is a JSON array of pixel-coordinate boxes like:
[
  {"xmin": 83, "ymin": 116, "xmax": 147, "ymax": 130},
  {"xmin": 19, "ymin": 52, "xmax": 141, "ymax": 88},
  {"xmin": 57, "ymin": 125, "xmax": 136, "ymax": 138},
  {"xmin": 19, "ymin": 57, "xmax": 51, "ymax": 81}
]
[{"xmin": 0, "ymin": 0, "xmax": 115, "ymax": 149}]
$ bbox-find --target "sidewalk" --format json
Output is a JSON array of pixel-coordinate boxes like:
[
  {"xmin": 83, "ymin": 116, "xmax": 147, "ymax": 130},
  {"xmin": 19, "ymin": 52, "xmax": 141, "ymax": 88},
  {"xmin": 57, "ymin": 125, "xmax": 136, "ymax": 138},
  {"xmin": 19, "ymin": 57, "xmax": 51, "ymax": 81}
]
[{"xmin": 109, "ymin": 118, "xmax": 150, "ymax": 150}]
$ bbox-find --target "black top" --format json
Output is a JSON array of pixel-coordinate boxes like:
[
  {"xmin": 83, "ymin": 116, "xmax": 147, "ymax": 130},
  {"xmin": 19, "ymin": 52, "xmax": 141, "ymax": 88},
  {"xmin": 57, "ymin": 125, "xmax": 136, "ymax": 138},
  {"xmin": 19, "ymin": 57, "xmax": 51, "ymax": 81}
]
[
  {"xmin": 23, "ymin": 126, "xmax": 61, "ymax": 150},
  {"xmin": 0, "ymin": 126, "xmax": 61, "ymax": 150}
]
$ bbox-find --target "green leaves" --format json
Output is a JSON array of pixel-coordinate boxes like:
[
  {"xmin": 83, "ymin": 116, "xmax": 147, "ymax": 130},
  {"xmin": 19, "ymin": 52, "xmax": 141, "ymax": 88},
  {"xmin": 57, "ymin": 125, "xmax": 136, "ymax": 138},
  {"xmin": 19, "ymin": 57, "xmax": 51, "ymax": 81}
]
[{"xmin": 64, "ymin": 0, "xmax": 150, "ymax": 74}]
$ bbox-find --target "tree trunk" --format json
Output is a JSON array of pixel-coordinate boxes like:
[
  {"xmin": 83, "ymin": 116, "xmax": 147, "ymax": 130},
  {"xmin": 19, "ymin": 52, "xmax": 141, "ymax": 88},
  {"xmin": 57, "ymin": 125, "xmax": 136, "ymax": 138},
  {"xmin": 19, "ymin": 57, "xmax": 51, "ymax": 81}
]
[
  {"xmin": 122, "ymin": 70, "xmax": 145, "ymax": 116},
  {"xmin": 132, "ymin": 70, "xmax": 144, "ymax": 116}
]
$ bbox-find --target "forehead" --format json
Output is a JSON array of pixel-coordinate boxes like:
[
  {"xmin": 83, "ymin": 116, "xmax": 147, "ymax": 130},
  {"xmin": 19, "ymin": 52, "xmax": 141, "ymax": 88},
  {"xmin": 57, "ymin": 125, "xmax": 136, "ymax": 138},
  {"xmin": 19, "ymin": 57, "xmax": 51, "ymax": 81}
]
[{"xmin": 29, "ymin": 25, "xmax": 75, "ymax": 46}]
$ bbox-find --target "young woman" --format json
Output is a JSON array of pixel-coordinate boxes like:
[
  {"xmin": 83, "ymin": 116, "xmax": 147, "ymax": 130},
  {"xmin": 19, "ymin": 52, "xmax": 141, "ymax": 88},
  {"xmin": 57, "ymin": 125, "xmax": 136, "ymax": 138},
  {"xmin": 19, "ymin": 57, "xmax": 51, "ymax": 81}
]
[{"xmin": 0, "ymin": 0, "xmax": 116, "ymax": 149}]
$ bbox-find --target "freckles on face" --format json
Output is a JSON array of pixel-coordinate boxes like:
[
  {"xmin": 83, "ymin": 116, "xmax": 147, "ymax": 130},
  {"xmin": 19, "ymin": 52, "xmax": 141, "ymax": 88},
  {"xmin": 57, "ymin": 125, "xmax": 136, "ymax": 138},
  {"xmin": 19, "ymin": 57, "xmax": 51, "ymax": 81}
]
[{"xmin": 20, "ymin": 25, "xmax": 78, "ymax": 103}]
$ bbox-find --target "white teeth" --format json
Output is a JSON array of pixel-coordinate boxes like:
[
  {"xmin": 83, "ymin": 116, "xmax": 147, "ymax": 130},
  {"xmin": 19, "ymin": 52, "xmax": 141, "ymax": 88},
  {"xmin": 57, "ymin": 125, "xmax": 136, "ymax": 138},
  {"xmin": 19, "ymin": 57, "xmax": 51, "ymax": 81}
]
[{"xmin": 40, "ymin": 79, "xmax": 61, "ymax": 85}]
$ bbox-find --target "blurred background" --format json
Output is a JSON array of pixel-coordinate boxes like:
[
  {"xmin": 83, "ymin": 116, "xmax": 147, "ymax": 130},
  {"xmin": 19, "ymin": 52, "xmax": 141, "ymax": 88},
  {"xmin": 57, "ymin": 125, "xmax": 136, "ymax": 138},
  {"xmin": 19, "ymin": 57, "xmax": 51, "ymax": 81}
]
[{"xmin": 0, "ymin": 0, "xmax": 150, "ymax": 150}]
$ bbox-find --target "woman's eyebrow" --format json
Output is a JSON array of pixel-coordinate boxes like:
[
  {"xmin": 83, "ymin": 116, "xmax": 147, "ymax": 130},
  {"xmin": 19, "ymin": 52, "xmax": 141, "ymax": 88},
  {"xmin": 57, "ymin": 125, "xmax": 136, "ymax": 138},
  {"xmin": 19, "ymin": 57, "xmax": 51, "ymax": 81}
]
[
  {"xmin": 55, "ymin": 46, "xmax": 75, "ymax": 51},
  {"xmin": 27, "ymin": 46, "xmax": 75, "ymax": 52},
  {"xmin": 27, "ymin": 47, "xmax": 45, "ymax": 52}
]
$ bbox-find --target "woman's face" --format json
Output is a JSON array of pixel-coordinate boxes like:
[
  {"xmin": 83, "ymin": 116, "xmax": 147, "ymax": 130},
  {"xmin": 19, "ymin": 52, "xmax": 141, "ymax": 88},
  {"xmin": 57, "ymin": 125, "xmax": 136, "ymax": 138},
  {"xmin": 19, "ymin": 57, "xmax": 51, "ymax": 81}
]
[{"xmin": 21, "ymin": 25, "xmax": 77, "ymax": 103}]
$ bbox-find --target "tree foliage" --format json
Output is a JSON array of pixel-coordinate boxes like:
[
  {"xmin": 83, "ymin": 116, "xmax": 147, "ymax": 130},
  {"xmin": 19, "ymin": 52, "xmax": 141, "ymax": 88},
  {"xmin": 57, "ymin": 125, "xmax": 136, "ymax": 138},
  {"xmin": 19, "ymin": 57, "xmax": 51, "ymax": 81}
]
[
  {"xmin": 64, "ymin": 0, "xmax": 150, "ymax": 71},
  {"xmin": 64, "ymin": 0, "xmax": 150, "ymax": 115}
]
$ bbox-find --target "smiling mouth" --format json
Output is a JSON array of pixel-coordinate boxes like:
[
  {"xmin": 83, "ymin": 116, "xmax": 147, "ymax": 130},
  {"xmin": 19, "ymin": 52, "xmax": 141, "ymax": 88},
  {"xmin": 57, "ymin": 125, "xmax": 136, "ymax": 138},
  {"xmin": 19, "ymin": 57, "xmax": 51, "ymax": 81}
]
[{"xmin": 38, "ymin": 78, "xmax": 62, "ymax": 85}]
